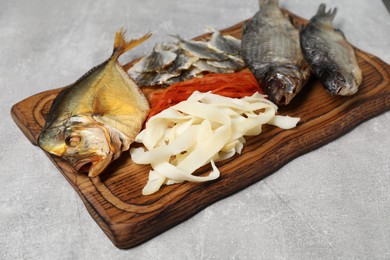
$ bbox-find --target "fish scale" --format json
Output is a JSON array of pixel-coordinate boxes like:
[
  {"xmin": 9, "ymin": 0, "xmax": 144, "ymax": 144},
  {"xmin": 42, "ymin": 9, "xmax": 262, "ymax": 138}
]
[{"xmin": 261, "ymin": 31, "xmax": 299, "ymax": 63}]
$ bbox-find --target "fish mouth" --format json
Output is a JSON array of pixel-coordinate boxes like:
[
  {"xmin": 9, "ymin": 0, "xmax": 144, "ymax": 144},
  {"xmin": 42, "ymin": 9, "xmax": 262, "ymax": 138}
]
[
  {"xmin": 320, "ymin": 69, "xmax": 359, "ymax": 96},
  {"xmin": 263, "ymin": 67, "xmax": 302, "ymax": 106},
  {"xmin": 265, "ymin": 78, "xmax": 298, "ymax": 106},
  {"xmin": 73, "ymin": 156, "xmax": 101, "ymax": 172},
  {"xmin": 69, "ymin": 153, "xmax": 113, "ymax": 178},
  {"xmin": 323, "ymin": 73, "xmax": 358, "ymax": 96},
  {"xmin": 335, "ymin": 81, "xmax": 359, "ymax": 96}
]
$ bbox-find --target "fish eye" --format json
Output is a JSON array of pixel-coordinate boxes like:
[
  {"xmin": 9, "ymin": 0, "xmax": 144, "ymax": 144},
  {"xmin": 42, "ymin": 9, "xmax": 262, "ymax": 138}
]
[{"xmin": 65, "ymin": 133, "xmax": 81, "ymax": 147}]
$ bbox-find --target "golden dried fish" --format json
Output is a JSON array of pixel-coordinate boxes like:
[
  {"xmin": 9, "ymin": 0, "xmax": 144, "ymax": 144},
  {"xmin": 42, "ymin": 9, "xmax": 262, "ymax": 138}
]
[
  {"xmin": 241, "ymin": 0, "xmax": 310, "ymax": 105},
  {"xmin": 38, "ymin": 30, "xmax": 151, "ymax": 177},
  {"xmin": 300, "ymin": 4, "xmax": 362, "ymax": 95}
]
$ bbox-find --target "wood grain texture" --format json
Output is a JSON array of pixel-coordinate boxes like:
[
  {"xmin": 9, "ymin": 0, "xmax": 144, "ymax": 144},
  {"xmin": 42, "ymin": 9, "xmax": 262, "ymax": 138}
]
[{"xmin": 11, "ymin": 13, "xmax": 390, "ymax": 248}]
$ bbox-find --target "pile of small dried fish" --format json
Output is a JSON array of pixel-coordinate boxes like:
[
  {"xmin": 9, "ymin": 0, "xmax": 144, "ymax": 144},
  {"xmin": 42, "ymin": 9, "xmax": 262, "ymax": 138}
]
[{"xmin": 128, "ymin": 28, "xmax": 245, "ymax": 86}]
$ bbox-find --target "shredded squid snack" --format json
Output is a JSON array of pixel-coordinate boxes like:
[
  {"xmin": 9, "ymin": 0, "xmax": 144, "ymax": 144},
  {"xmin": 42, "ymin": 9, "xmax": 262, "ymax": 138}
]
[{"xmin": 130, "ymin": 91, "xmax": 299, "ymax": 195}]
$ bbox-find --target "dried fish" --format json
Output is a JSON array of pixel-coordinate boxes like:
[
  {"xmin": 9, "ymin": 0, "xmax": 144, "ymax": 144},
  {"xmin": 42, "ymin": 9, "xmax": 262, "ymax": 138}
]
[
  {"xmin": 193, "ymin": 60, "xmax": 234, "ymax": 74},
  {"xmin": 38, "ymin": 30, "xmax": 151, "ymax": 177},
  {"xmin": 207, "ymin": 58, "xmax": 243, "ymax": 70},
  {"xmin": 300, "ymin": 4, "xmax": 362, "ymax": 95},
  {"xmin": 130, "ymin": 43, "xmax": 176, "ymax": 73},
  {"xmin": 165, "ymin": 67, "xmax": 202, "ymax": 85},
  {"xmin": 207, "ymin": 27, "xmax": 241, "ymax": 56},
  {"xmin": 129, "ymin": 70, "xmax": 160, "ymax": 86},
  {"xmin": 165, "ymin": 49, "xmax": 198, "ymax": 75},
  {"xmin": 241, "ymin": 0, "xmax": 310, "ymax": 105},
  {"xmin": 175, "ymin": 35, "xmax": 229, "ymax": 61}
]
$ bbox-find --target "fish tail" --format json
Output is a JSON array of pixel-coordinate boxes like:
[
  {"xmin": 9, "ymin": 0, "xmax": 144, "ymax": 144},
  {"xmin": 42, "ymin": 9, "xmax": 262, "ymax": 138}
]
[
  {"xmin": 258, "ymin": 0, "xmax": 266, "ymax": 8},
  {"xmin": 112, "ymin": 29, "xmax": 152, "ymax": 60},
  {"xmin": 259, "ymin": 0, "xmax": 279, "ymax": 8},
  {"xmin": 316, "ymin": 4, "xmax": 337, "ymax": 21}
]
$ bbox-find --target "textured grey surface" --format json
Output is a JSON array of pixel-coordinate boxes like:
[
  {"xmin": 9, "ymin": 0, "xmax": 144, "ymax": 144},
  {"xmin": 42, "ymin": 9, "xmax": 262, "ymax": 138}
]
[{"xmin": 1, "ymin": 0, "xmax": 389, "ymax": 259}]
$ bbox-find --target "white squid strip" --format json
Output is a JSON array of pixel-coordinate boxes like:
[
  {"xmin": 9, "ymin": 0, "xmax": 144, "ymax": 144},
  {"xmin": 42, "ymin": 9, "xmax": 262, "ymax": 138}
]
[{"xmin": 130, "ymin": 91, "xmax": 300, "ymax": 195}]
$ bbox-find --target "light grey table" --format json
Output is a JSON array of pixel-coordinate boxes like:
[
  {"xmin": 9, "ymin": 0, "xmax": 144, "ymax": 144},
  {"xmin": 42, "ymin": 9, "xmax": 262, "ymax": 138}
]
[{"xmin": 1, "ymin": 0, "xmax": 389, "ymax": 259}]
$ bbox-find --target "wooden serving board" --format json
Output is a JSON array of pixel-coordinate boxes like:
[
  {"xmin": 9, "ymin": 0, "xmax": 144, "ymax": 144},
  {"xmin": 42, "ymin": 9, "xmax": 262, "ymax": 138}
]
[{"xmin": 11, "ymin": 13, "xmax": 390, "ymax": 249}]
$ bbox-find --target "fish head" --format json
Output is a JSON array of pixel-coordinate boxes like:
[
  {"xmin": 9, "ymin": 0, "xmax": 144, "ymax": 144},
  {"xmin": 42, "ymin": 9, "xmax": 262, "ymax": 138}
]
[
  {"xmin": 321, "ymin": 69, "xmax": 359, "ymax": 96},
  {"xmin": 38, "ymin": 116, "xmax": 119, "ymax": 177},
  {"xmin": 263, "ymin": 66, "xmax": 304, "ymax": 106}
]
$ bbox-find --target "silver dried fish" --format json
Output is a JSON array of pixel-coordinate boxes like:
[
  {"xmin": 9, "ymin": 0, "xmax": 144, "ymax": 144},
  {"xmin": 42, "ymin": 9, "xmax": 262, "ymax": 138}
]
[
  {"xmin": 165, "ymin": 49, "xmax": 198, "ymax": 75},
  {"xmin": 207, "ymin": 58, "xmax": 244, "ymax": 70},
  {"xmin": 174, "ymin": 35, "xmax": 229, "ymax": 61},
  {"xmin": 207, "ymin": 27, "xmax": 241, "ymax": 56},
  {"xmin": 241, "ymin": 0, "xmax": 310, "ymax": 105},
  {"xmin": 300, "ymin": 4, "xmax": 362, "ymax": 95},
  {"xmin": 193, "ymin": 60, "xmax": 235, "ymax": 74},
  {"xmin": 130, "ymin": 43, "xmax": 177, "ymax": 73},
  {"xmin": 165, "ymin": 67, "xmax": 202, "ymax": 85}
]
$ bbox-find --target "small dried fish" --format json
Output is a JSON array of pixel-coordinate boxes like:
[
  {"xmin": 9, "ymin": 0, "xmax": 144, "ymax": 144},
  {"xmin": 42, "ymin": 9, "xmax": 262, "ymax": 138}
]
[
  {"xmin": 207, "ymin": 58, "xmax": 243, "ymax": 70},
  {"xmin": 207, "ymin": 27, "xmax": 241, "ymax": 56},
  {"xmin": 165, "ymin": 67, "xmax": 202, "ymax": 85},
  {"xmin": 300, "ymin": 4, "xmax": 362, "ymax": 95},
  {"xmin": 129, "ymin": 70, "xmax": 160, "ymax": 86},
  {"xmin": 175, "ymin": 35, "xmax": 229, "ymax": 61},
  {"xmin": 193, "ymin": 60, "xmax": 234, "ymax": 74},
  {"xmin": 130, "ymin": 43, "xmax": 177, "ymax": 73},
  {"xmin": 241, "ymin": 0, "xmax": 310, "ymax": 105},
  {"xmin": 165, "ymin": 49, "xmax": 198, "ymax": 75}
]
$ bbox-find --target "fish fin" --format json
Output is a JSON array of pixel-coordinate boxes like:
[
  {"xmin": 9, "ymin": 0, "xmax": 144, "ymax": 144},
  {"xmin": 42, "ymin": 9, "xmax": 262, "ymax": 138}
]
[
  {"xmin": 329, "ymin": 7, "xmax": 337, "ymax": 21},
  {"xmin": 92, "ymin": 81, "xmax": 144, "ymax": 117},
  {"xmin": 91, "ymin": 72, "xmax": 149, "ymax": 135},
  {"xmin": 287, "ymin": 14, "xmax": 300, "ymax": 28},
  {"xmin": 112, "ymin": 29, "xmax": 152, "ymax": 61},
  {"xmin": 123, "ymin": 58, "xmax": 141, "ymax": 72}
]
